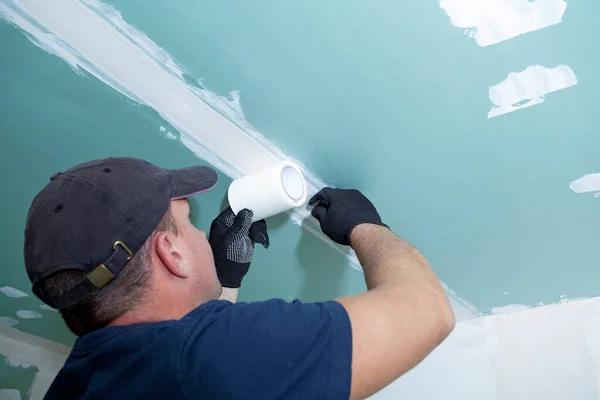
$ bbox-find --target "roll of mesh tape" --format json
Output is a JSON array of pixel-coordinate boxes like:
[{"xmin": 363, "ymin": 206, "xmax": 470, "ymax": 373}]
[{"xmin": 228, "ymin": 160, "xmax": 307, "ymax": 222}]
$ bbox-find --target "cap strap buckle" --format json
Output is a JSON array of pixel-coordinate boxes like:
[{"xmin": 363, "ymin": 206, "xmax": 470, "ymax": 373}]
[
  {"xmin": 87, "ymin": 240, "xmax": 133, "ymax": 289},
  {"xmin": 112, "ymin": 240, "xmax": 133, "ymax": 260}
]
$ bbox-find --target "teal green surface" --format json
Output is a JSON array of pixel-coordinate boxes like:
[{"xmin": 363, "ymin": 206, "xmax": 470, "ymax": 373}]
[
  {"xmin": 103, "ymin": 0, "xmax": 600, "ymax": 308},
  {"xmin": 2, "ymin": 1, "xmax": 600, "ymax": 346},
  {"xmin": 0, "ymin": 21, "xmax": 363, "ymax": 346},
  {"xmin": 0, "ymin": 355, "xmax": 39, "ymax": 398}
]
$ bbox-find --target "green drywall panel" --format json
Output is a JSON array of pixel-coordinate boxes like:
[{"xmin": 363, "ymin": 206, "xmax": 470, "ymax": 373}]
[
  {"xmin": 2, "ymin": 0, "xmax": 600, "ymax": 346},
  {"xmin": 0, "ymin": 21, "xmax": 364, "ymax": 346},
  {"xmin": 101, "ymin": 0, "xmax": 600, "ymax": 308},
  {"xmin": 0, "ymin": 355, "xmax": 39, "ymax": 399}
]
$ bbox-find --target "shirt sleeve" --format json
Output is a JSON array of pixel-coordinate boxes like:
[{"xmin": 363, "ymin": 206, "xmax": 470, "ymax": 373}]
[{"xmin": 176, "ymin": 299, "xmax": 352, "ymax": 400}]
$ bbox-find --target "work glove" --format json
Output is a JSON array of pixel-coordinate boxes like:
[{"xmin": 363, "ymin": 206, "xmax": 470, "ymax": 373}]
[
  {"xmin": 309, "ymin": 188, "xmax": 387, "ymax": 246},
  {"xmin": 209, "ymin": 207, "xmax": 269, "ymax": 288}
]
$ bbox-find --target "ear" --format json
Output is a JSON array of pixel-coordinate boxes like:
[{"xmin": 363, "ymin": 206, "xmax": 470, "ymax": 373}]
[{"xmin": 153, "ymin": 231, "xmax": 190, "ymax": 279}]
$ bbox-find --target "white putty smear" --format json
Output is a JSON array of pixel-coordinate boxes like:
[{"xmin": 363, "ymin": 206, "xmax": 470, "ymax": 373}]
[
  {"xmin": 0, "ymin": 286, "xmax": 28, "ymax": 299},
  {"xmin": 5, "ymin": 356, "xmax": 31, "ymax": 369},
  {"xmin": 165, "ymin": 131, "xmax": 177, "ymax": 140},
  {"xmin": 0, "ymin": 389, "xmax": 21, "ymax": 400},
  {"xmin": 440, "ymin": 0, "xmax": 567, "ymax": 47},
  {"xmin": 16, "ymin": 310, "xmax": 42, "ymax": 319},
  {"xmin": 570, "ymin": 173, "xmax": 600, "ymax": 195},
  {"xmin": 0, "ymin": 317, "xmax": 19, "ymax": 327},
  {"xmin": 490, "ymin": 304, "xmax": 529, "ymax": 315},
  {"xmin": 0, "ymin": 0, "xmax": 478, "ymax": 319},
  {"xmin": 487, "ymin": 65, "xmax": 577, "ymax": 118}
]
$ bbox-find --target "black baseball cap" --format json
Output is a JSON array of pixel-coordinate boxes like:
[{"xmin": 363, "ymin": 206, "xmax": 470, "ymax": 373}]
[{"xmin": 24, "ymin": 157, "xmax": 218, "ymax": 309}]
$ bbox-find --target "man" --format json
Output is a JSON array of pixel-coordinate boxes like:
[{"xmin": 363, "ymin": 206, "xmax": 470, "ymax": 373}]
[{"xmin": 24, "ymin": 157, "xmax": 455, "ymax": 399}]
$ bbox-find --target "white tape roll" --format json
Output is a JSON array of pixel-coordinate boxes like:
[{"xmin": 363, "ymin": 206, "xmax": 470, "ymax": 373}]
[{"xmin": 228, "ymin": 160, "xmax": 307, "ymax": 222}]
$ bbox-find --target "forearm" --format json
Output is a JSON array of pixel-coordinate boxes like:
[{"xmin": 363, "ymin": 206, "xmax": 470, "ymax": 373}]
[
  {"xmin": 350, "ymin": 224, "xmax": 453, "ymax": 322},
  {"xmin": 219, "ymin": 287, "xmax": 239, "ymax": 303}
]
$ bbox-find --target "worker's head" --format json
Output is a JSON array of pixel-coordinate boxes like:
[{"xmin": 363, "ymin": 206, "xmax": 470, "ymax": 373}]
[{"xmin": 24, "ymin": 157, "xmax": 221, "ymax": 336}]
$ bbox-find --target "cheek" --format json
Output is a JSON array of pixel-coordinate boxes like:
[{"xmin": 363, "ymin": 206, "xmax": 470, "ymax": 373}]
[
  {"xmin": 202, "ymin": 234, "xmax": 214, "ymax": 260},
  {"xmin": 191, "ymin": 229, "xmax": 211, "ymax": 257}
]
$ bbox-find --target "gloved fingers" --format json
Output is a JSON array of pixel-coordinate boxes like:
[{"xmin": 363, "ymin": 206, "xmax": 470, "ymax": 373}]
[
  {"xmin": 224, "ymin": 209, "xmax": 254, "ymax": 242},
  {"xmin": 249, "ymin": 219, "xmax": 269, "ymax": 249},
  {"xmin": 213, "ymin": 206, "xmax": 236, "ymax": 227},
  {"xmin": 210, "ymin": 207, "xmax": 233, "ymax": 239},
  {"xmin": 217, "ymin": 206, "xmax": 235, "ymax": 219},
  {"xmin": 308, "ymin": 187, "xmax": 334, "ymax": 207},
  {"xmin": 311, "ymin": 205, "xmax": 327, "ymax": 222}
]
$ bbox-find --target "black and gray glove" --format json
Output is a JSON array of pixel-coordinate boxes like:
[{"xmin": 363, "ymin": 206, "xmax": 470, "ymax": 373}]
[
  {"xmin": 309, "ymin": 188, "xmax": 387, "ymax": 246},
  {"xmin": 209, "ymin": 207, "xmax": 269, "ymax": 288}
]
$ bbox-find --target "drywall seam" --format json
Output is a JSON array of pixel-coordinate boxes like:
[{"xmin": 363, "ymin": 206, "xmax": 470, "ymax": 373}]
[
  {"xmin": 490, "ymin": 304, "xmax": 529, "ymax": 315},
  {"xmin": 487, "ymin": 65, "xmax": 577, "ymax": 118},
  {"xmin": 0, "ymin": 0, "xmax": 477, "ymax": 318},
  {"xmin": 0, "ymin": 0, "xmax": 356, "ymax": 266},
  {"xmin": 440, "ymin": 0, "xmax": 567, "ymax": 47}
]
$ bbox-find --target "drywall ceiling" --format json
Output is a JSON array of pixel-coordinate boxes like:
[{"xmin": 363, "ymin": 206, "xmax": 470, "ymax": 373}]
[{"xmin": 1, "ymin": 0, "xmax": 599, "ymax": 346}]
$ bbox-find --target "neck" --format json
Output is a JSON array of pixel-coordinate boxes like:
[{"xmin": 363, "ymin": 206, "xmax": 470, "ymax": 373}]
[{"xmin": 108, "ymin": 294, "xmax": 198, "ymax": 328}]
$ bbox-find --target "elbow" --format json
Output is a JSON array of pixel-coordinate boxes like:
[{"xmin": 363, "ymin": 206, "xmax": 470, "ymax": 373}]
[{"xmin": 435, "ymin": 300, "xmax": 456, "ymax": 344}]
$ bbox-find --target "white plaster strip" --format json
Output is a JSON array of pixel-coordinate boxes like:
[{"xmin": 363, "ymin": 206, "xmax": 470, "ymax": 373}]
[{"xmin": 0, "ymin": 0, "xmax": 477, "ymax": 318}]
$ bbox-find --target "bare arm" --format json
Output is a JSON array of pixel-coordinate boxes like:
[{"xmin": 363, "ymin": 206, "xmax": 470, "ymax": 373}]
[
  {"xmin": 219, "ymin": 287, "xmax": 239, "ymax": 303},
  {"xmin": 309, "ymin": 188, "xmax": 455, "ymax": 400},
  {"xmin": 337, "ymin": 224, "xmax": 455, "ymax": 400}
]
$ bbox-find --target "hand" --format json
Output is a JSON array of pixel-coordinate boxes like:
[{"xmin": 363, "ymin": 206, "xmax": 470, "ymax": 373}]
[
  {"xmin": 309, "ymin": 188, "xmax": 387, "ymax": 246},
  {"xmin": 209, "ymin": 207, "xmax": 269, "ymax": 288}
]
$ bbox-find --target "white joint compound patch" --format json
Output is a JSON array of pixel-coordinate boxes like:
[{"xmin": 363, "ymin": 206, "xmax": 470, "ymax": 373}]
[
  {"xmin": 0, "ymin": 317, "xmax": 19, "ymax": 327},
  {"xmin": 0, "ymin": 287, "xmax": 28, "ymax": 299},
  {"xmin": 0, "ymin": 389, "xmax": 21, "ymax": 400},
  {"xmin": 440, "ymin": 0, "xmax": 567, "ymax": 47},
  {"xmin": 16, "ymin": 310, "xmax": 42, "ymax": 319},
  {"xmin": 570, "ymin": 173, "xmax": 600, "ymax": 195},
  {"xmin": 5, "ymin": 356, "xmax": 31, "ymax": 369},
  {"xmin": 488, "ymin": 65, "xmax": 577, "ymax": 118},
  {"xmin": 165, "ymin": 131, "xmax": 177, "ymax": 140},
  {"xmin": 0, "ymin": 0, "xmax": 477, "ymax": 319}
]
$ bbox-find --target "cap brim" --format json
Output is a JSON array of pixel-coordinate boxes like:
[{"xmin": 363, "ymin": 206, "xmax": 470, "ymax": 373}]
[{"xmin": 170, "ymin": 166, "xmax": 218, "ymax": 200}]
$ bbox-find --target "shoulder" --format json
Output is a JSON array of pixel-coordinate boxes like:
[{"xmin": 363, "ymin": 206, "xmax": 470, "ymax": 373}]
[
  {"xmin": 175, "ymin": 299, "xmax": 352, "ymax": 398},
  {"xmin": 179, "ymin": 298, "xmax": 350, "ymax": 335}
]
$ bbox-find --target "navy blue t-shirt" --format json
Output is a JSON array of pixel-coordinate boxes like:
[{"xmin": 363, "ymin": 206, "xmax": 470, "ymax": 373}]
[{"xmin": 45, "ymin": 299, "xmax": 352, "ymax": 399}]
